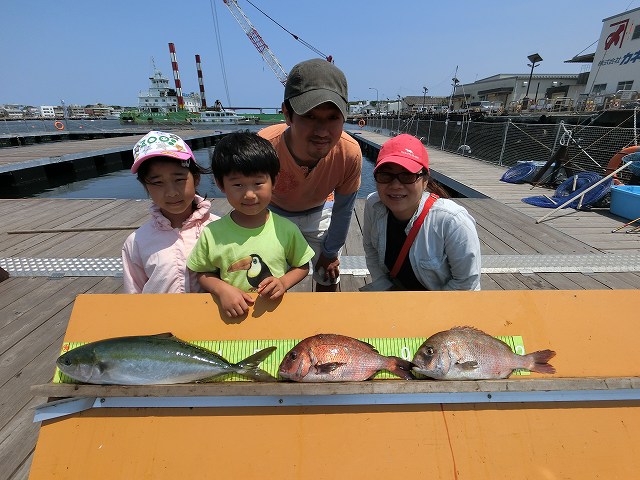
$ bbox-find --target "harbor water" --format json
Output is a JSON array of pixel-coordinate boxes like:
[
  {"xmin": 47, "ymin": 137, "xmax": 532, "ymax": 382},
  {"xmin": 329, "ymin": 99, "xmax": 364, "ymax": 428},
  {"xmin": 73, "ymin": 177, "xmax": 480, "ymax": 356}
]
[
  {"xmin": 29, "ymin": 143, "xmax": 377, "ymax": 200},
  {"xmin": 1, "ymin": 120, "xmax": 376, "ymax": 199}
]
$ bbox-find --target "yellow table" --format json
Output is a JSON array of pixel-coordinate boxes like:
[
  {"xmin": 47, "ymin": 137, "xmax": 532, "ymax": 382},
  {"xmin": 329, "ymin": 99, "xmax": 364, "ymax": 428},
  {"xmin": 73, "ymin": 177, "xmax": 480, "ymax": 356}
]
[{"xmin": 29, "ymin": 291, "xmax": 640, "ymax": 479}]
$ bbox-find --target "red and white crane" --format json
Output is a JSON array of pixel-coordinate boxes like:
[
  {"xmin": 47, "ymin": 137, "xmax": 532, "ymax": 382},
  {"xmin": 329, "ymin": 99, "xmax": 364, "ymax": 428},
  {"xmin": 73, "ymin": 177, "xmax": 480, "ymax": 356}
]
[
  {"xmin": 222, "ymin": 0, "xmax": 332, "ymax": 86},
  {"xmin": 222, "ymin": 0, "xmax": 288, "ymax": 85}
]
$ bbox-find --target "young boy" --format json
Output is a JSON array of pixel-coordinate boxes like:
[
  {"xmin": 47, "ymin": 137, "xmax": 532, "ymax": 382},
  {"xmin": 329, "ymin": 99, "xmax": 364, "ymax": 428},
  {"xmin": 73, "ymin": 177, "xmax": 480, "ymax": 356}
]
[{"xmin": 187, "ymin": 132, "xmax": 315, "ymax": 318}]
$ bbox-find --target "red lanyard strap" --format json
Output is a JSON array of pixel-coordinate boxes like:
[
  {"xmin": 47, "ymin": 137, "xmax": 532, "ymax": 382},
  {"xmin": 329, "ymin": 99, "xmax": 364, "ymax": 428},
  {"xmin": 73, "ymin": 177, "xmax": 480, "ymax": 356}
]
[{"xmin": 390, "ymin": 193, "xmax": 439, "ymax": 279}]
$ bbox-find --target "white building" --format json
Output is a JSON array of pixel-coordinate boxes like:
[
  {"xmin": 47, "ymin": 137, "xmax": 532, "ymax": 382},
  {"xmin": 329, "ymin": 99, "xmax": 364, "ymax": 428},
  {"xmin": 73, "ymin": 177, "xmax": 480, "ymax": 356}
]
[
  {"xmin": 183, "ymin": 92, "xmax": 202, "ymax": 113},
  {"xmin": 40, "ymin": 106, "xmax": 56, "ymax": 118},
  {"xmin": 452, "ymin": 73, "xmax": 581, "ymax": 113},
  {"xmin": 582, "ymin": 7, "xmax": 640, "ymax": 108},
  {"xmin": 448, "ymin": 8, "xmax": 640, "ymax": 113}
]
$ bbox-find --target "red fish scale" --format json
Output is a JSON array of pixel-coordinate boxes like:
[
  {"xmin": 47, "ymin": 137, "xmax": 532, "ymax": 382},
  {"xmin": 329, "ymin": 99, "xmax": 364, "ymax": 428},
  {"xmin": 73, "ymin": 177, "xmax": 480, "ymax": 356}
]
[
  {"xmin": 310, "ymin": 342, "xmax": 391, "ymax": 381},
  {"xmin": 280, "ymin": 334, "xmax": 395, "ymax": 382}
]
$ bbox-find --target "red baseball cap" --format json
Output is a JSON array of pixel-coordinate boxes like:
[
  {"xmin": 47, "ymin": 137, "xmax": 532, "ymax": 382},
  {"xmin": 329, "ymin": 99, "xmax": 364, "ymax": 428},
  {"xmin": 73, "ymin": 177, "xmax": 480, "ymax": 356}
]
[{"xmin": 375, "ymin": 134, "xmax": 429, "ymax": 174}]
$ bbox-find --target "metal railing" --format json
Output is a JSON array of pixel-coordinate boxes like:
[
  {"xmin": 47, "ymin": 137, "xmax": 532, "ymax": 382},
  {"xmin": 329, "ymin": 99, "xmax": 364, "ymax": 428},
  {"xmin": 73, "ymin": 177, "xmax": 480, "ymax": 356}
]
[{"xmin": 362, "ymin": 116, "xmax": 640, "ymax": 182}]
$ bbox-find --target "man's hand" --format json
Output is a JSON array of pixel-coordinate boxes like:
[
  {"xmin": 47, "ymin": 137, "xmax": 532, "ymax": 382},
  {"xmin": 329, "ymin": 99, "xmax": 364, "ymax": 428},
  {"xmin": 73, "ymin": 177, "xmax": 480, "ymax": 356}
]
[{"xmin": 315, "ymin": 253, "xmax": 340, "ymax": 283}]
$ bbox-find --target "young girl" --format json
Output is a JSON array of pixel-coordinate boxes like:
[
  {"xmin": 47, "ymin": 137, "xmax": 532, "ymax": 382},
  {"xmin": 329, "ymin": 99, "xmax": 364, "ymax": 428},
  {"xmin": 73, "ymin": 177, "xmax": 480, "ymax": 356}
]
[
  {"xmin": 362, "ymin": 134, "xmax": 482, "ymax": 291},
  {"xmin": 122, "ymin": 131, "xmax": 218, "ymax": 293}
]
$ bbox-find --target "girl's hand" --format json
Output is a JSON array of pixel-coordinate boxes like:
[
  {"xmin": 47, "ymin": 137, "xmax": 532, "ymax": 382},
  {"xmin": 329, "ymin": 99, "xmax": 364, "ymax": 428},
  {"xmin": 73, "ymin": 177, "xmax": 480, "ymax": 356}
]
[
  {"xmin": 257, "ymin": 276, "xmax": 286, "ymax": 300},
  {"xmin": 218, "ymin": 284, "xmax": 255, "ymax": 318}
]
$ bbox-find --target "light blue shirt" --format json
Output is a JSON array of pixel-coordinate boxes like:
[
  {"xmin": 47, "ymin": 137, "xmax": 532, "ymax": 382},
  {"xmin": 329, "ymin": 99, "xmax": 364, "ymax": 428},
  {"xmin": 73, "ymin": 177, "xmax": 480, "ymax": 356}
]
[{"xmin": 362, "ymin": 192, "xmax": 482, "ymax": 291}]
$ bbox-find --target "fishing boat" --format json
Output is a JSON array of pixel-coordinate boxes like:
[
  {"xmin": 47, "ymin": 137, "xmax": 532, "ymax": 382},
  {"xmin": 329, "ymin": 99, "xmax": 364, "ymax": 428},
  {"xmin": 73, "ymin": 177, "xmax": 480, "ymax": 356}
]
[
  {"xmin": 120, "ymin": 64, "xmax": 200, "ymax": 124},
  {"xmin": 190, "ymin": 109, "xmax": 251, "ymax": 125}
]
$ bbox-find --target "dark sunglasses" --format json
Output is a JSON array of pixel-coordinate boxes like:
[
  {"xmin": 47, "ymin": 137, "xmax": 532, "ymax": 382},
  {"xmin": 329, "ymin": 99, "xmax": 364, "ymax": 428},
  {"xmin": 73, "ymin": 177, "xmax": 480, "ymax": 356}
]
[{"xmin": 374, "ymin": 170, "xmax": 426, "ymax": 184}]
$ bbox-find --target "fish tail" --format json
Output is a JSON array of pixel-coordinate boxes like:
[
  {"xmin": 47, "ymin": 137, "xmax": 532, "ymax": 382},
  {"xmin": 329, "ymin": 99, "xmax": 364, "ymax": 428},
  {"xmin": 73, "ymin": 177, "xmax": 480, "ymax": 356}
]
[
  {"xmin": 387, "ymin": 356, "xmax": 416, "ymax": 380},
  {"xmin": 527, "ymin": 349, "xmax": 556, "ymax": 374},
  {"xmin": 235, "ymin": 346, "xmax": 277, "ymax": 382}
]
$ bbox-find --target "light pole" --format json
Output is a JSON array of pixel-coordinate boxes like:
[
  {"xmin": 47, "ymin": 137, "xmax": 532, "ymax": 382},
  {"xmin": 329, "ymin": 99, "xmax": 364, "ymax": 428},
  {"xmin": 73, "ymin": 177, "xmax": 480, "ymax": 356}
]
[
  {"xmin": 523, "ymin": 53, "xmax": 542, "ymax": 110},
  {"xmin": 368, "ymin": 87, "xmax": 378, "ymax": 115},
  {"xmin": 422, "ymin": 86, "xmax": 428, "ymax": 113},
  {"xmin": 397, "ymin": 95, "xmax": 401, "ymax": 124},
  {"xmin": 449, "ymin": 77, "xmax": 459, "ymax": 111}
]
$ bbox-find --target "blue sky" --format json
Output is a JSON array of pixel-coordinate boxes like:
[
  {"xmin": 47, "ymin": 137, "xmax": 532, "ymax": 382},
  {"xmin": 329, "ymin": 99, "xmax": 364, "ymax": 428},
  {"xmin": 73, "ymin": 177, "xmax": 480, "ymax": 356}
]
[{"xmin": 2, "ymin": 0, "xmax": 637, "ymax": 109}]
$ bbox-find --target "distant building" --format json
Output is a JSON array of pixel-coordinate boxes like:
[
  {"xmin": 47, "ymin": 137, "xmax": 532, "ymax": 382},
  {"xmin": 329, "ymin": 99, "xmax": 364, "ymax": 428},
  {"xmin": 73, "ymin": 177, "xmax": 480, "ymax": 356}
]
[
  {"xmin": 445, "ymin": 8, "xmax": 640, "ymax": 114},
  {"xmin": 1, "ymin": 104, "xmax": 26, "ymax": 119},
  {"xmin": 68, "ymin": 104, "xmax": 89, "ymax": 118},
  {"xmin": 84, "ymin": 104, "xmax": 112, "ymax": 118},
  {"xmin": 451, "ymin": 74, "xmax": 582, "ymax": 113},
  {"xmin": 183, "ymin": 92, "xmax": 201, "ymax": 113},
  {"xmin": 570, "ymin": 6, "xmax": 640, "ymax": 110},
  {"xmin": 40, "ymin": 106, "xmax": 56, "ymax": 118},
  {"xmin": 403, "ymin": 96, "xmax": 449, "ymax": 113},
  {"xmin": 349, "ymin": 101, "xmax": 373, "ymax": 115}
]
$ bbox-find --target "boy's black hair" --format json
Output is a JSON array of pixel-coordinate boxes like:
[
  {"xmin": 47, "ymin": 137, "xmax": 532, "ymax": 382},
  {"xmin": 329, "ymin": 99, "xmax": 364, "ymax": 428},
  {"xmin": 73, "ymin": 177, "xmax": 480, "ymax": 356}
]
[{"xmin": 211, "ymin": 132, "xmax": 280, "ymax": 187}]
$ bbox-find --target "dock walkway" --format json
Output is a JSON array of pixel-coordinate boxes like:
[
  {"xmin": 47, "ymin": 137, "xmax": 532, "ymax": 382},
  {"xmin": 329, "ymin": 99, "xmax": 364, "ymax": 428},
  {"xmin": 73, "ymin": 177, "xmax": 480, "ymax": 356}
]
[{"xmin": 1, "ymin": 130, "xmax": 640, "ymax": 479}]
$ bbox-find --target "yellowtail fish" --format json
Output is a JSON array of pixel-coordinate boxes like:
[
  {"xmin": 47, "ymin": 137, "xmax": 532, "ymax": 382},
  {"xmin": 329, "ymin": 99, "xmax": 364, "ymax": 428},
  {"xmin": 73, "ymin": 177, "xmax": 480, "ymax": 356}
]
[{"xmin": 56, "ymin": 333, "xmax": 277, "ymax": 384}]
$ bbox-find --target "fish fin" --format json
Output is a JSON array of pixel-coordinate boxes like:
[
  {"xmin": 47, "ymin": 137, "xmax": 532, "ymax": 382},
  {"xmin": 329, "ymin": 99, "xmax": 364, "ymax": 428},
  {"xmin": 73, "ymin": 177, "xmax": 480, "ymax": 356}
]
[
  {"xmin": 314, "ymin": 362, "xmax": 346, "ymax": 374},
  {"xmin": 150, "ymin": 332, "xmax": 176, "ymax": 339},
  {"xmin": 457, "ymin": 361, "xmax": 479, "ymax": 370},
  {"xmin": 246, "ymin": 368, "xmax": 277, "ymax": 382},
  {"xmin": 356, "ymin": 339, "xmax": 379, "ymax": 352},
  {"xmin": 528, "ymin": 349, "xmax": 556, "ymax": 374},
  {"xmin": 387, "ymin": 357, "xmax": 415, "ymax": 380},
  {"xmin": 235, "ymin": 346, "xmax": 277, "ymax": 382}
]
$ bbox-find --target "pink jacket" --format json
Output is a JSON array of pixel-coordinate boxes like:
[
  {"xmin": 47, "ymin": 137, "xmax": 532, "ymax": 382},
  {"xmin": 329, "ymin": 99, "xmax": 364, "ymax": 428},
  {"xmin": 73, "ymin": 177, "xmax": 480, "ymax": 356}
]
[{"xmin": 122, "ymin": 195, "xmax": 218, "ymax": 293}]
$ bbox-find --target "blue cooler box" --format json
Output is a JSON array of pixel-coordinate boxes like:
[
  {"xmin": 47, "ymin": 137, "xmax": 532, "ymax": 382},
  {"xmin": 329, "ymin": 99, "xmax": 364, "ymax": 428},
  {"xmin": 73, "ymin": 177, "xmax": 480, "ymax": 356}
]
[{"xmin": 610, "ymin": 185, "xmax": 640, "ymax": 220}]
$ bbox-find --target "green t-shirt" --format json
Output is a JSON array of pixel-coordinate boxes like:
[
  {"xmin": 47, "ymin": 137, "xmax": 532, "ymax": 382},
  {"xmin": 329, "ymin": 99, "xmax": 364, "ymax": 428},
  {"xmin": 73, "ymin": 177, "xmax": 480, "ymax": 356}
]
[{"xmin": 187, "ymin": 211, "xmax": 315, "ymax": 292}]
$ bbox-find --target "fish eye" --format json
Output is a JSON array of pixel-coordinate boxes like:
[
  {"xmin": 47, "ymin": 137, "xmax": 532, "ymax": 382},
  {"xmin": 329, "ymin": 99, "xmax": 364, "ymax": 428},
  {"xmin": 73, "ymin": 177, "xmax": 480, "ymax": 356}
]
[
  {"xmin": 426, "ymin": 347, "xmax": 434, "ymax": 355},
  {"xmin": 289, "ymin": 351, "xmax": 297, "ymax": 360},
  {"xmin": 63, "ymin": 358, "xmax": 71, "ymax": 366}
]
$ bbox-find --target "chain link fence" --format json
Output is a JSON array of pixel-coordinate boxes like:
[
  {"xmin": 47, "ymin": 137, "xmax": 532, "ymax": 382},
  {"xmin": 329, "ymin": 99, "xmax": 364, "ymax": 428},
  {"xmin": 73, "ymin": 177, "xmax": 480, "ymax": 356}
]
[{"xmin": 363, "ymin": 116, "xmax": 640, "ymax": 183}]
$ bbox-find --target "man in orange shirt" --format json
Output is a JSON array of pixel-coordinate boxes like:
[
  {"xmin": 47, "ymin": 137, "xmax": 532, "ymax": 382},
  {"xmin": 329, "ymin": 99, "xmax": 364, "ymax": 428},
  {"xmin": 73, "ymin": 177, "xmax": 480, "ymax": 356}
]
[{"xmin": 260, "ymin": 59, "xmax": 362, "ymax": 292}]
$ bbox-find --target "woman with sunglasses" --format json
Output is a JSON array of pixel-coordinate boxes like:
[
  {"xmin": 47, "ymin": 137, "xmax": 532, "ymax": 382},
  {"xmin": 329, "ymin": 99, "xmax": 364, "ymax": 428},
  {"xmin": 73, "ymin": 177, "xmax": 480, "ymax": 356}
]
[{"xmin": 361, "ymin": 134, "xmax": 481, "ymax": 291}]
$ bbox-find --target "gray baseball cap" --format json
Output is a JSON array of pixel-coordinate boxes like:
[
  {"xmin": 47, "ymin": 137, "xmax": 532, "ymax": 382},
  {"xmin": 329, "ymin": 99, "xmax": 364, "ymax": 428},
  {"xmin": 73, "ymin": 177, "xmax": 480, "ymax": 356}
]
[{"xmin": 284, "ymin": 58, "xmax": 348, "ymax": 120}]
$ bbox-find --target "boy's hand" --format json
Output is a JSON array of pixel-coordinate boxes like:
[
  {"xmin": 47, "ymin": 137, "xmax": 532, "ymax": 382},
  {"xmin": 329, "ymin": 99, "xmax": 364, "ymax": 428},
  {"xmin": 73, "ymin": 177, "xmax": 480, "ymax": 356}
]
[
  {"xmin": 218, "ymin": 284, "xmax": 255, "ymax": 318},
  {"xmin": 257, "ymin": 276, "xmax": 286, "ymax": 300}
]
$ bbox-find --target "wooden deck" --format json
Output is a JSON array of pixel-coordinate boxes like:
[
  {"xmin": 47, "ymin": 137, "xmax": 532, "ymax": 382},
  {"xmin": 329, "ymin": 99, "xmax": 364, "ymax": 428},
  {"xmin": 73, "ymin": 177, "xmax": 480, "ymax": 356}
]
[
  {"xmin": 0, "ymin": 129, "xmax": 217, "ymax": 172},
  {"xmin": 2, "ymin": 131, "xmax": 640, "ymax": 479}
]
